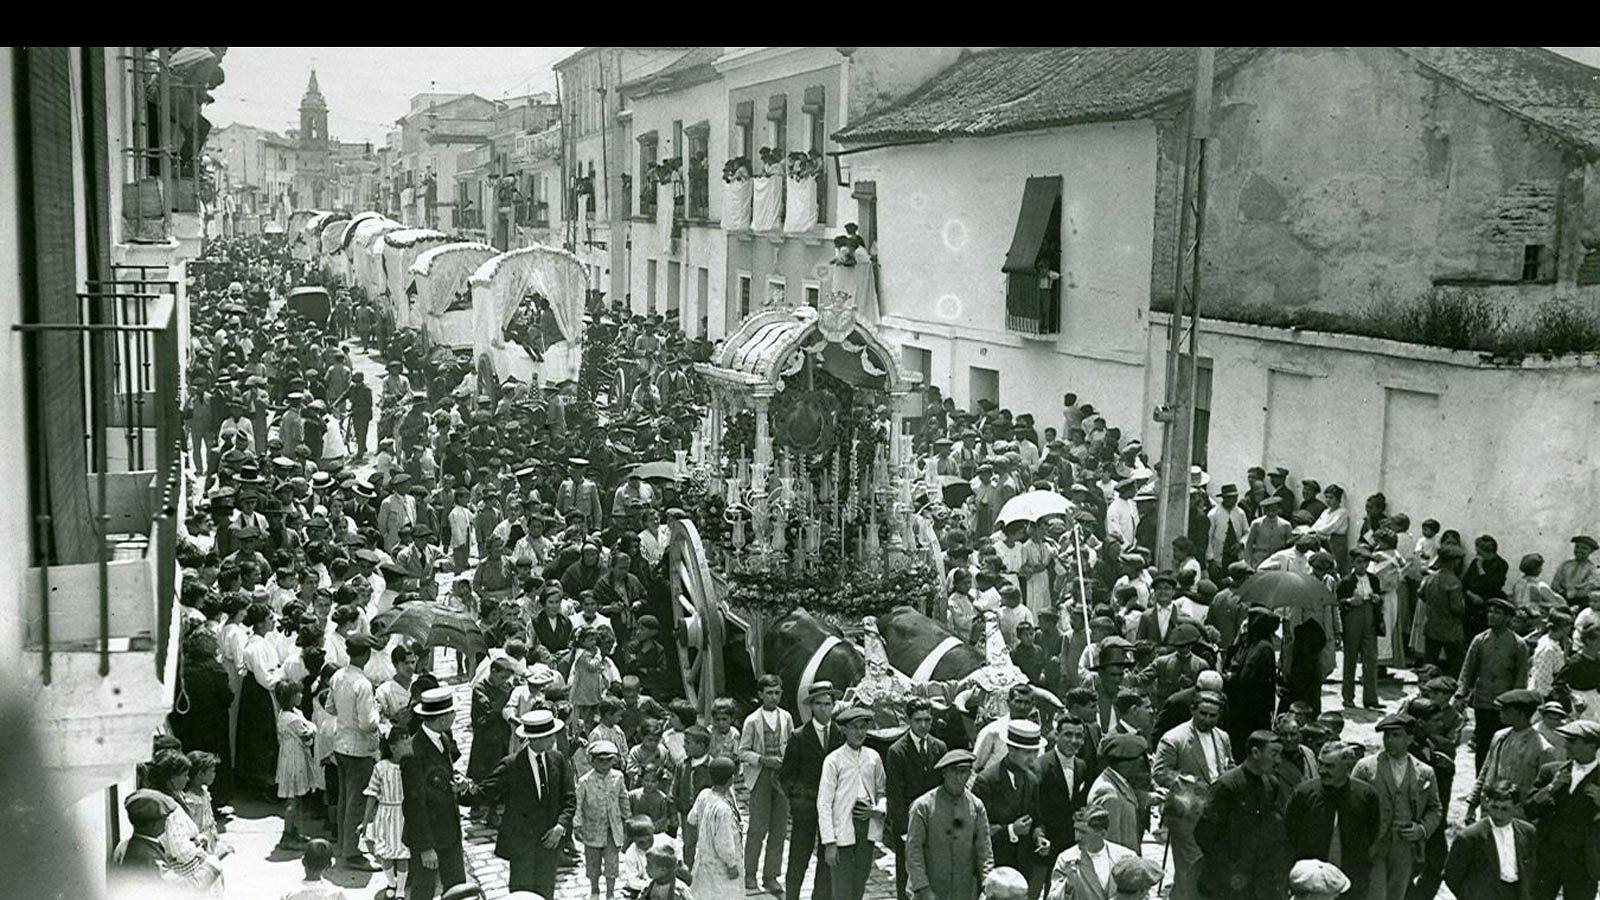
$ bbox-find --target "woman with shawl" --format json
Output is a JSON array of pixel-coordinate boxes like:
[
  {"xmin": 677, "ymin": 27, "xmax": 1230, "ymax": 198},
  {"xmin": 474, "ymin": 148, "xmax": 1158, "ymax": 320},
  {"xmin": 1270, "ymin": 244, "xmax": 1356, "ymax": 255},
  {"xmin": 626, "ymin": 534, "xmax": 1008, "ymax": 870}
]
[
  {"xmin": 168, "ymin": 626, "xmax": 237, "ymax": 808},
  {"xmin": 1224, "ymin": 608, "xmax": 1279, "ymax": 762}
]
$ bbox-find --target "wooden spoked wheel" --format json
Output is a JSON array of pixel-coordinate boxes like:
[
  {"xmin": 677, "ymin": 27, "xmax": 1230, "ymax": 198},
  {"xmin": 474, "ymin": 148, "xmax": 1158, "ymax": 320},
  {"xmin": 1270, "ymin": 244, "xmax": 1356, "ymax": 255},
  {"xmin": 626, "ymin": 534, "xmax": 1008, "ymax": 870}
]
[{"xmin": 668, "ymin": 519, "xmax": 725, "ymax": 720}]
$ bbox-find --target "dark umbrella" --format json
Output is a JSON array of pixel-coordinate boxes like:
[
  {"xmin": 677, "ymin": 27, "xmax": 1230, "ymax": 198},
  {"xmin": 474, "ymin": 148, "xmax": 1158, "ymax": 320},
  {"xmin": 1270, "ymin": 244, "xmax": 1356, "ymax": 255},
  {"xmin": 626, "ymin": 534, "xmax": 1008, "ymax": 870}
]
[
  {"xmin": 1235, "ymin": 569, "xmax": 1337, "ymax": 611},
  {"xmin": 938, "ymin": 475, "xmax": 973, "ymax": 507},
  {"xmin": 370, "ymin": 602, "xmax": 487, "ymax": 657}
]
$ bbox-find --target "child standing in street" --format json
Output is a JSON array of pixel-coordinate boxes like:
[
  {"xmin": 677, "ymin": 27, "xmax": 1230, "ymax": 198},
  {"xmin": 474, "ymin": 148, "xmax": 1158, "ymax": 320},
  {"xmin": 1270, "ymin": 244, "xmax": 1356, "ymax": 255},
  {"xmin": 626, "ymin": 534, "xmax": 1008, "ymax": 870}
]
[
  {"xmin": 277, "ymin": 838, "xmax": 347, "ymax": 900},
  {"xmin": 575, "ymin": 740, "xmax": 632, "ymax": 900},
  {"xmin": 274, "ymin": 681, "xmax": 317, "ymax": 850},
  {"xmin": 569, "ymin": 627, "xmax": 609, "ymax": 730},
  {"xmin": 360, "ymin": 730, "xmax": 411, "ymax": 900}
]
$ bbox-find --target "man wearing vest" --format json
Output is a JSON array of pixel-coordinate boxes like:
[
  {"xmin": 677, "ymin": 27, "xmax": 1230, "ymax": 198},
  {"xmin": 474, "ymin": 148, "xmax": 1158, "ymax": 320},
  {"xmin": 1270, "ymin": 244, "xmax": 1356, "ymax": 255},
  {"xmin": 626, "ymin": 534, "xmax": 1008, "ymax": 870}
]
[{"xmin": 739, "ymin": 674, "xmax": 794, "ymax": 896}]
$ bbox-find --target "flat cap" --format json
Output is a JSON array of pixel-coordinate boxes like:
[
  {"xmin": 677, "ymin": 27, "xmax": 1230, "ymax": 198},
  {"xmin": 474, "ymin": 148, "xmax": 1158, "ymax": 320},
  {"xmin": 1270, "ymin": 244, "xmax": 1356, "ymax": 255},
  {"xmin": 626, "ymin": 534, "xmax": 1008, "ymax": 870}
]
[
  {"xmin": 934, "ymin": 749, "xmax": 977, "ymax": 771},
  {"xmin": 1111, "ymin": 857, "xmax": 1163, "ymax": 892},
  {"xmin": 1574, "ymin": 535, "xmax": 1599, "ymax": 550},
  {"xmin": 1375, "ymin": 712, "xmax": 1415, "ymax": 732},
  {"xmin": 834, "ymin": 707, "xmax": 875, "ymax": 726},
  {"xmin": 1288, "ymin": 859, "xmax": 1351, "ymax": 895},
  {"xmin": 1557, "ymin": 720, "xmax": 1600, "ymax": 743},
  {"xmin": 1495, "ymin": 688, "xmax": 1540, "ymax": 710},
  {"xmin": 1098, "ymin": 732, "xmax": 1148, "ymax": 761}
]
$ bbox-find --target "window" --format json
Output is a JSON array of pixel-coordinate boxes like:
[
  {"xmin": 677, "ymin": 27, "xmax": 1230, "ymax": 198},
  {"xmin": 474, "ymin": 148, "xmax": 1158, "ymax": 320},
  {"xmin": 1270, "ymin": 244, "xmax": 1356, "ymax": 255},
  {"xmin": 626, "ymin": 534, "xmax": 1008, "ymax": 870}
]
[
  {"xmin": 668, "ymin": 261, "xmax": 682, "ymax": 322},
  {"xmin": 637, "ymin": 133, "xmax": 658, "ymax": 219},
  {"xmin": 734, "ymin": 100, "xmax": 754, "ymax": 163},
  {"xmin": 1003, "ymin": 176, "xmax": 1063, "ymax": 336},
  {"xmin": 803, "ymin": 282, "xmax": 820, "ymax": 307},
  {"xmin": 805, "ymin": 86, "xmax": 827, "ymax": 224},
  {"xmin": 767, "ymin": 277, "xmax": 787, "ymax": 309},
  {"xmin": 902, "ymin": 346, "xmax": 933, "ymax": 434},
  {"xmin": 969, "ymin": 366, "xmax": 1000, "ymax": 410},
  {"xmin": 696, "ymin": 267, "xmax": 710, "ymax": 338},
  {"xmin": 853, "ymin": 181, "xmax": 877, "ymax": 252},
  {"xmin": 768, "ymin": 95, "xmax": 788, "ymax": 154},
  {"xmin": 585, "ymin": 161, "xmax": 597, "ymax": 216},
  {"xmin": 647, "ymin": 259, "xmax": 658, "ymax": 313},
  {"xmin": 1192, "ymin": 357, "xmax": 1214, "ymax": 469},
  {"xmin": 686, "ymin": 123, "xmax": 710, "ymax": 221},
  {"xmin": 737, "ymin": 273, "xmax": 752, "ymax": 323},
  {"xmin": 1522, "ymin": 244, "xmax": 1550, "ymax": 282}
]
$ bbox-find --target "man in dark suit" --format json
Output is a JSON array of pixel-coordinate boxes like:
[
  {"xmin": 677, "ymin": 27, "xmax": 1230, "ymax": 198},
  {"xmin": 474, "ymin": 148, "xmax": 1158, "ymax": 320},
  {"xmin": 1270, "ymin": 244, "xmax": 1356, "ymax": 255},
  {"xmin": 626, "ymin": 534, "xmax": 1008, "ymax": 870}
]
[
  {"xmin": 1030, "ymin": 711, "xmax": 1087, "ymax": 896},
  {"xmin": 111, "ymin": 792, "xmax": 171, "ymax": 890},
  {"xmin": 1445, "ymin": 780, "xmax": 1535, "ymax": 900},
  {"xmin": 403, "ymin": 687, "xmax": 471, "ymax": 900},
  {"xmin": 1195, "ymin": 729, "xmax": 1290, "ymax": 899},
  {"xmin": 1284, "ymin": 741, "xmax": 1380, "ymax": 900},
  {"xmin": 782, "ymin": 682, "xmax": 845, "ymax": 900},
  {"xmin": 674, "ymin": 725, "xmax": 714, "ymax": 866},
  {"xmin": 972, "ymin": 720, "xmax": 1047, "ymax": 875},
  {"xmin": 469, "ymin": 709, "xmax": 576, "ymax": 899},
  {"xmin": 1153, "ymin": 670, "xmax": 1227, "ymax": 745},
  {"xmin": 886, "ymin": 698, "xmax": 947, "ymax": 900},
  {"xmin": 1524, "ymin": 719, "xmax": 1600, "ymax": 900}
]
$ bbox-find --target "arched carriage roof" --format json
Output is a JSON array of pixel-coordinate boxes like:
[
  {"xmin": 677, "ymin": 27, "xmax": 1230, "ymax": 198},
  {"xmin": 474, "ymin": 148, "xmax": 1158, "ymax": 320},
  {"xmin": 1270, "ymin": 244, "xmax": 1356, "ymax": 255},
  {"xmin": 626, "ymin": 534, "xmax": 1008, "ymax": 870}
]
[
  {"xmin": 378, "ymin": 227, "xmax": 450, "ymax": 249},
  {"xmin": 702, "ymin": 306, "xmax": 910, "ymax": 393}
]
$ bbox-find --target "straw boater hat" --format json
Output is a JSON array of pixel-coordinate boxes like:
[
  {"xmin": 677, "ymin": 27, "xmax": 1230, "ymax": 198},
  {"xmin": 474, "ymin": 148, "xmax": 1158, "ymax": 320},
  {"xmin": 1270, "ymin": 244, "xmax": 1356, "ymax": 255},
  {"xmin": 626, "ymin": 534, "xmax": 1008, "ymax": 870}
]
[
  {"xmin": 517, "ymin": 709, "xmax": 564, "ymax": 740},
  {"xmin": 413, "ymin": 686, "xmax": 455, "ymax": 717},
  {"xmin": 1004, "ymin": 720, "xmax": 1044, "ymax": 750}
]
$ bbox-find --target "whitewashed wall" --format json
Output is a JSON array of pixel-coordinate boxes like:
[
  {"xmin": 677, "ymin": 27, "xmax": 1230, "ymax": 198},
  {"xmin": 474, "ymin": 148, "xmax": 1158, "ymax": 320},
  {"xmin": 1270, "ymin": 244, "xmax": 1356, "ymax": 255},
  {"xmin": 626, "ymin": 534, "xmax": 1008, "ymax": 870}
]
[{"xmin": 852, "ymin": 121, "xmax": 1159, "ymax": 426}]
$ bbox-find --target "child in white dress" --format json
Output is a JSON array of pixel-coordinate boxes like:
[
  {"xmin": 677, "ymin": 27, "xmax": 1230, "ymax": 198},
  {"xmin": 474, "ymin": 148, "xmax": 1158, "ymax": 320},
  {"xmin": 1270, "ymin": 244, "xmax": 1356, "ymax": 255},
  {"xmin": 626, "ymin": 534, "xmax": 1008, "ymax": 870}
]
[
  {"xmin": 361, "ymin": 730, "xmax": 412, "ymax": 900},
  {"xmin": 274, "ymin": 681, "xmax": 316, "ymax": 850}
]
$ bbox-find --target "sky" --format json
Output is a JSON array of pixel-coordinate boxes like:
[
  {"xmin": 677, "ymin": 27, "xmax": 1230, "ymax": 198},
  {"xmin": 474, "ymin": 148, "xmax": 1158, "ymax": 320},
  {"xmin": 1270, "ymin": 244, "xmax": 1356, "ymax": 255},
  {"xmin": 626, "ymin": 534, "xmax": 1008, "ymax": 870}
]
[
  {"xmin": 208, "ymin": 47, "xmax": 580, "ymax": 145},
  {"xmin": 209, "ymin": 47, "xmax": 1600, "ymax": 148}
]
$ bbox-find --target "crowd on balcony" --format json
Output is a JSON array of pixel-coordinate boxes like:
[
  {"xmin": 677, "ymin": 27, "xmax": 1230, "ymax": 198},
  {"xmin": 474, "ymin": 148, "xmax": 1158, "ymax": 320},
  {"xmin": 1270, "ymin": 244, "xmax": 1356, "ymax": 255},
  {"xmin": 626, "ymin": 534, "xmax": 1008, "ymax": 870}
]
[{"xmin": 115, "ymin": 228, "xmax": 1600, "ymax": 900}]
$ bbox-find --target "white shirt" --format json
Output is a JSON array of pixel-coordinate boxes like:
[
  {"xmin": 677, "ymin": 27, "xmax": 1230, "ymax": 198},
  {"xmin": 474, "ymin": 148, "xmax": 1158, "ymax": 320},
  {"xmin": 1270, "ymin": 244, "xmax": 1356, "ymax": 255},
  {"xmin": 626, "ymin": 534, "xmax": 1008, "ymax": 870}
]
[
  {"xmin": 817, "ymin": 743, "xmax": 886, "ymax": 847},
  {"xmin": 1196, "ymin": 726, "xmax": 1224, "ymax": 780},
  {"xmin": 329, "ymin": 665, "xmax": 380, "ymax": 758},
  {"xmin": 528, "ymin": 748, "xmax": 549, "ymax": 798},
  {"xmin": 1571, "ymin": 759, "xmax": 1599, "ymax": 793},
  {"xmin": 1490, "ymin": 821, "xmax": 1518, "ymax": 882},
  {"xmin": 242, "ymin": 634, "xmax": 282, "ymax": 690},
  {"xmin": 1085, "ymin": 844, "xmax": 1114, "ymax": 888}
]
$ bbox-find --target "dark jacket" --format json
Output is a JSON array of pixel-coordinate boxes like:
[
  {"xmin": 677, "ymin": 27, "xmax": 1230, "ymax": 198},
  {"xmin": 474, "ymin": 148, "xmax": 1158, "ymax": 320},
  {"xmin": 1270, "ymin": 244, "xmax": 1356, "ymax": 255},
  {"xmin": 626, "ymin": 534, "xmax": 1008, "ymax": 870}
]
[
  {"xmin": 1525, "ymin": 758, "xmax": 1600, "ymax": 880},
  {"xmin": 1031, "ymin": 751, "xmax": 1088, "ymax": 860},
  {"xmin": 1195, "ymin": 764, "xmax": 1289, "ymax": 899},
  {"xmin": 402, "ymin": 728, "xmax": 467, "ymax": 854},
  {"xmin": 886, "ymin": 732, "xmax": 948, "ymax": 840},
  {"xmin": 780, "ymin": 720, "xmax": 844, "ymax": 816},
  {"xmin": 1444, "ymin": 817, "xmax": 1535, "ymax": 900},
  {"xmin": 1284, "ymin": 777, "xmax": 1380, "ymax": 898},
  {"xmin": 532, "ymin": 612, "xmax": 574, "ymax": 654},
  {"xmin": 971, "ymin": 758, "xmax": 1041, "ymax": 871},
  {"xmin": 472, "ymin": 746, "xmax": 577, "ymax": 861}
]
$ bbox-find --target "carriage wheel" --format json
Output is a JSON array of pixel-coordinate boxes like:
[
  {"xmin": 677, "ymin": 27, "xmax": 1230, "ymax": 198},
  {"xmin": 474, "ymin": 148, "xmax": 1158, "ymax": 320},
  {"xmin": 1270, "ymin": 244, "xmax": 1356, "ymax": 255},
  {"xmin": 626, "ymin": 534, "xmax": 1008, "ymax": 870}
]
[{"xmin": 668, "ymin": 518, "xmax": 725, "ymax": 719}]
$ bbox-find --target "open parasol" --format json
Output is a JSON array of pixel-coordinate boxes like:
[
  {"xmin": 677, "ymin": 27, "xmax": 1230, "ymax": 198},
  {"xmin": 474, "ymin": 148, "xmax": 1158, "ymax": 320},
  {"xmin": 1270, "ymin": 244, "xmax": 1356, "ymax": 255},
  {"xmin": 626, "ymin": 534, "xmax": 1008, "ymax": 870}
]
[
  {"xmin": 996, "ymin": 490, "xmax": 1073, "ymax": 526},
  {"xmin": 1235, "ymin": 569, "xmax": 1337, "ymax": 611},
  {"xmin": 938, "ymin": 475, "xmax": 974, "ymax": 508},
  {"xmin": 370, "ymin": 602, "xmax": 487, "ymax": 657},
  {"xmin": 627, "ymin": 460, "xmax": 682, "ymax": 482}
]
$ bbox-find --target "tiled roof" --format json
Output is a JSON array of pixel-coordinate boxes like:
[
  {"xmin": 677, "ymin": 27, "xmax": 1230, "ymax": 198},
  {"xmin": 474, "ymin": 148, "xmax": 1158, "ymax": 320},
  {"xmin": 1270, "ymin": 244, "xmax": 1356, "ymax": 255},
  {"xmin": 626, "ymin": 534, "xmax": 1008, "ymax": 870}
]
[
  {"xmin": 1396, "ymin": 47, "xmax": 1600, "ymax": 154},
  {"xmin": 621, "ymin": 46, "xmax": 724, "ymax": 95},
  {"xmin": 834, "ymin": 47, "xmax": 1267, "ymax": 144},
  {"xmin": 836, "ymin": 47, "xmax": 1600, "ymax": 153}
]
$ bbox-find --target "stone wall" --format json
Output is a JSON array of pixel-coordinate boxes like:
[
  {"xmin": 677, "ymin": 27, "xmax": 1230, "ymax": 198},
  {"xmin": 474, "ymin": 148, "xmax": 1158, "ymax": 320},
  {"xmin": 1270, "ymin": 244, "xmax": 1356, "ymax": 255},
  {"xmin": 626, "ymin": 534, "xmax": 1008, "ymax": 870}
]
[{"xmin": 1150, "ymin": 47, "xmax": 1600, "ymax": 320}]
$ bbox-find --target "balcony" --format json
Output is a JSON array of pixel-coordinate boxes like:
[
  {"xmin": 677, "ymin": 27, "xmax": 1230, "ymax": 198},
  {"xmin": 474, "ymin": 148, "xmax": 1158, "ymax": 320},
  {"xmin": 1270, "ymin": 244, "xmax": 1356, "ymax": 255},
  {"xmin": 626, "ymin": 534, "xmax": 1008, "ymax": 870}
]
[
  {"xmin": 1005, "ymin": 272, "xmax": 1062, "ymax": 337},
  {"xmin": 17, "ymin": 289, "xmax": 184, "ymax": 801},
  {"xmin": 121, "ymin": 49, "xmax": 211, "ymax": 247}
]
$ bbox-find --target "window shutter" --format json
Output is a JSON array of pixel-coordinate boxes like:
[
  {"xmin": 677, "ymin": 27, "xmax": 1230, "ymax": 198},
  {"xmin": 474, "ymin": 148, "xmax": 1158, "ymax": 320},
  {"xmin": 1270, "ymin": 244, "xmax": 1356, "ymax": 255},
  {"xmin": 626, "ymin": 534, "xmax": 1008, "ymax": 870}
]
[
  {"xmin": 1002, "ymin": 176, "xmax": 1062, "ymax": 274},
  {"xmin": 735, "ymin": 100, "xmax": 754, "ymax": 126},
  {"xmin": 802, "ymin": 86, "xmax": 826, "ymax": 114},
  {"xmin": 767, "ymin": 94, "xmax": 787, "ymax": 122}
]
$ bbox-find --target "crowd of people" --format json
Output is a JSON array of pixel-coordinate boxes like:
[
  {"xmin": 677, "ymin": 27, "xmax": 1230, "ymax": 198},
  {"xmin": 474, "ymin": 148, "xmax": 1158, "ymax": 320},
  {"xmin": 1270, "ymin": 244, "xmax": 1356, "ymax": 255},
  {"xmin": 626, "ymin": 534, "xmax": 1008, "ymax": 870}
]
[{"xmin": 107, "ymin": 231, "xmax": 1600, "ymax": 900}]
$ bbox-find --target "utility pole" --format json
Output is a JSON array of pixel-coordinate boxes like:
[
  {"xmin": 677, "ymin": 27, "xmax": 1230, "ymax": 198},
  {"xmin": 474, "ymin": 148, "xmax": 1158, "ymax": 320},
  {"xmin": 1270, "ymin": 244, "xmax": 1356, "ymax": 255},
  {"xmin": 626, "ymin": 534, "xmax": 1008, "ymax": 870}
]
[{"xmin": 1155, "ymin": 47, "xmax": 1214, "ymax": 570}]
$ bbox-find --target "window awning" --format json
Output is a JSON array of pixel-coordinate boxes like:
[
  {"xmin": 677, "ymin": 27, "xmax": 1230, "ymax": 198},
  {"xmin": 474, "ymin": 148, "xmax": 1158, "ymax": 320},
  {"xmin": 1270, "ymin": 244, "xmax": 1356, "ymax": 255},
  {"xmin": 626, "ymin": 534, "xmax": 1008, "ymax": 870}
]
[
  {"xmin": 1002, "ymin": 176, "xmax": 1062, "ymax": 274},
  {"xmin": 768, "ymin": 94, "xmax": 787, "ymax": 121}
]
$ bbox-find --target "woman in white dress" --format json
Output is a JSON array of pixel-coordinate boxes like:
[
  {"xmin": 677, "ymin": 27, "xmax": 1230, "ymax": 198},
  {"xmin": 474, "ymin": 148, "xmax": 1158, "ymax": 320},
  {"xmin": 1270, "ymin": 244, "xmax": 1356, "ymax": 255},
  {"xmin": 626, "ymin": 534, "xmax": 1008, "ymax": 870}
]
[
  {"xmin": 148, "ymin": 751, "xmax": 227, "ymax": 895},
  {"xmin": 1310, "ymin": 484, "xmax": 1351, "ymax": 574},
  {"xmin": 686, "ymin": 757, "xmax": 743, "ymax": 900}
]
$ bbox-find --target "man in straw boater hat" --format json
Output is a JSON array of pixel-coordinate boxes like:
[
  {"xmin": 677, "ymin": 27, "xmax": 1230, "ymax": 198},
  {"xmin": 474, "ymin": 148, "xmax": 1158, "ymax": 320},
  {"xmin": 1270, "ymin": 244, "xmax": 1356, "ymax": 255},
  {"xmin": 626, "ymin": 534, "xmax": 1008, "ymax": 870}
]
[
  {"xmin": 972, "ymin": 720, "xmax": 1048, "ymax": 880},
  {"xmin": 402, "ymin": 686, "xmax": 473, "ymax": 899},
  {"xmin": 819, "ymin": 706, "xmax": 888, "ymax": 900},
  {"xmin": 905, "ymin": 749, "xmax": 992, "ymax": 900},
  {"xmin": 469, "ymin": 709, "xmax": 575, "ymax": 900},
  {"xmin": 782, "ymin": 681, "xmax": 846, "ymax": 900}
]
